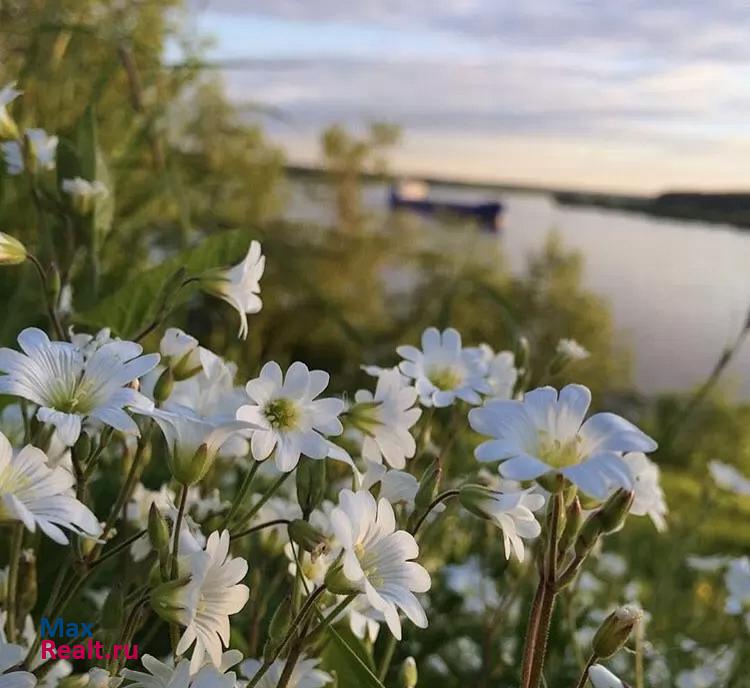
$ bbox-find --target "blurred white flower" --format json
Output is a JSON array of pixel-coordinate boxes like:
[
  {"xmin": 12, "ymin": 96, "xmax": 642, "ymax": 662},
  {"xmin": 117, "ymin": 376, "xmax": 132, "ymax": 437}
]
[
  {"xmin": 622, "ymin": 452, "xmax": 667, "ymax": 531},
  {"xmin": 161, "ymin": 328, "xmax": 202, "ymax": 380},
  {"xmin": 397, "ymin": 327, "xmax": 490, "ymax": 407},
  {"xmin": 329, "ymin": 489, "xmax": 430, "ymax": 639},
  {"xmin": 0, "ymin": 430, "xmax": 100, "ymax": 544},
  {"xmin": 556, "ymin": 338, "xmax": 590, "ymax": 362},
  {"xmin": 201, "ymin": 241, "xmax": 264, "ymax": 339},
  {"xmin": 2, "ymin": 128, "xmax": 58, "ymax": 175},
  {"xmin": 84, "ymin": 667, "xmax": 122, "ymax": 688},
  {"xmin": 588, "ymin": 664, "xmax": 624, "ymax": 688},
  {"xmin": 443, "ymin": 557, "xmax": 500, "ymax": 614},
  {"xmin": 0, "ymin": 140, "xmax": 22, "ymax": 174},
  {"xmin": 0, "ymin": 82, "xmax": 21, "ymax": 140},
  {"xmin": 469, "ymin": 384, "xmax": 656, "ymax": 498},
  {"xmin": 724, "ymin": 556, "xmax": 750, "ymax": 615},
  {"xmin": 459, "ymin": 485, "xmax": 544, "ymax": 561},
  {"xmin": 0, "ymin": 328, "xmax": 158, "ymax": 445},
  {"xmin": 62, "ymin": 176, "xmax": 108, "ymax": 216},
  {"xmin": 685, "ymin": 555, "xmax": 730, "ymax": 573},
  {"xmin": 0, "ymin": 640, "xmax": 35, "ymax": 688},
  {"xmin": 240, "ymin": 655, "xmax": 332, "ymax": 688},
  {"xmin": 152, "ymin": 531, "xmax": 249, "ymax": 673},
  {"xmin": 708, "ymin": 460, "xmax": 750, "ymax": 496},
  {"xmin": 237, "ymin": 361, "xmax": 344, "ymax": 472},
  {"xmin": 351, "ymin": 368, "xmax": 421, "ymax": 469}
]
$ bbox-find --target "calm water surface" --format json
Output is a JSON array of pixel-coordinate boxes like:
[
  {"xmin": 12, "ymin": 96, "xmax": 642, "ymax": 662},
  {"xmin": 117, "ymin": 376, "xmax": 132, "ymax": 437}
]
[{"xmin": 285, "ymin": 181, "xmax": 750, "ymax": 398}]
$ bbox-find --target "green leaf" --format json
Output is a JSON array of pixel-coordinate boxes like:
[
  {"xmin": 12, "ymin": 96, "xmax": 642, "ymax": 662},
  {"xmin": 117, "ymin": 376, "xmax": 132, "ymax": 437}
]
[
  {"xmin": 75, "ymin": 229, "xmax": 253, "ymax": 338},
  {"xmin": 320, "ymin": 625, "xmax": 385, "ymax": 688}
]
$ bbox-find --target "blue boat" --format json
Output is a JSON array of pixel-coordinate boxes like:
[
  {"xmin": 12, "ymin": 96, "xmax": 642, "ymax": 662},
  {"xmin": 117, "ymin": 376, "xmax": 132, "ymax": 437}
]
[{"xmin": 389, "ymin": 181, "xmax": 503, "ymax": 232}]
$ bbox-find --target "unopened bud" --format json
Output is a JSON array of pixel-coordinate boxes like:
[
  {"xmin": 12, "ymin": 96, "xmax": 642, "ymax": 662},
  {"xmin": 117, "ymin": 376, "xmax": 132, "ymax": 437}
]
[
  {"xmin": 575, "ymin": 513, "xmax": 603, "ymax": 558},
  {"xmin": 599, "ymin": 489, "xmax": 635, "ymax": 534},
  {"xmin": 153, "ymin": 367, "xmax": 174, "ymax": 404},
  {"xmin": 0, "ymin": 232, "xmax": 27, "ymax": 266},
  {"xmin": 414, "ymin": 460, "xmax": 441, "ymax": 511},
  {"xmin": 324, "ymin": 559, "xmax": 360, "ymax": 596},
  {"xmin": 170, "ymin": 442, "xmax": 212, "ymax": 486},
  {"xmin": 559, "ymin": 496, "xmax": 583, "ymax": 554},
  {"xmin": 296, "ymin": 457, "xmax": 327, "ymax": 518},
  {"xmin": 514, "ymin": 336, "xmax": 531, "ymax": 371},
  {"xmin": 148, "ymin": 503, "xmax": 170, "ymax": 556},
  {"xmin": 150, "ymin": 576, "xmax": 193, "ymax": 625},
  {"xmin": 399, "ymin": 657, "xmax": 418, "ymax": 688},
  {"xmin": 101, "ymin": 585, "xmax": 125, "ymax": 631},
  {"xmin": 458, "ymin": 484, "xmax": 495, "ymax": 521},
  {"xmin": 288, "ymin": 519, "xmax": 328, "ymax": 555},
  {"xmin": 592, "ymin": 605, "xmax": 642, "ymax": 659}
]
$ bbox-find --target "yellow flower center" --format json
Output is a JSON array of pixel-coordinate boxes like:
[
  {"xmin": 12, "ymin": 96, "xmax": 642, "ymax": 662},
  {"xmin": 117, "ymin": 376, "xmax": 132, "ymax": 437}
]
[
  {"xmin": 264, "ymin": 398, "xmax": 299, "ymax": 430},
  {"xmin": 428, "ymin": 365, "xmax": 462, "ymax": 391},
  {"xmin": 537, "ymin": 434, "xmax": 582, "ymax": 468}
]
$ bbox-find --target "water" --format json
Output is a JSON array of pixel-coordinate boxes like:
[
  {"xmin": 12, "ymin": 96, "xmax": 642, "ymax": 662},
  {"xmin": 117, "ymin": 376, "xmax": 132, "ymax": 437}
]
[{"xmin": 284, "ymin": 179, "xmax": 750, "ymax": 398}]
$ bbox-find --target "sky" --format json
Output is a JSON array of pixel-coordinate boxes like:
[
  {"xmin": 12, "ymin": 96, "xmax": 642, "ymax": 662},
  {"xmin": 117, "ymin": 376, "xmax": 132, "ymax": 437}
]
[{"xmin": 178, "ymin": 1, "xmax": 750, "ymax": 193}]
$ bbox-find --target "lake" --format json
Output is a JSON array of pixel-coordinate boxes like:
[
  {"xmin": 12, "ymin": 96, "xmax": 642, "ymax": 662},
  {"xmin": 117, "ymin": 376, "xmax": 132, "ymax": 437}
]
[{"xmin": 284, "ymin": 179, "xmax": 750, "ymax": 399}]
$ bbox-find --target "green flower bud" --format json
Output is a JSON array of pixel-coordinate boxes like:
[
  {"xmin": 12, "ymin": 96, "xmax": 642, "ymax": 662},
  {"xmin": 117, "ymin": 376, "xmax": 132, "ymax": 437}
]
[
  {"xmin": 150, "ymin": 575, "xmax": 194, "ymax": 625},
  {"xmin": 0, "ymin": 232, "xmax": 28, "ymax": 266},
  {"xmin": 574, "ymin": 513, "xmax": 603, "ymax": 558},
  {"xmin": 101, "ymin": 585, "xmax": 125, "ymax": 631},
  {"xmin": 148, "ymin": 503, "xmax": 171, "ymax": 556},
  {"xmin": 153, "ymin": 368, "xmax": 175, "ymax": 404},
  {"xmin": 46, "ymin": 263, "xmax": 61, "ymax": 304},
  {"xmin": 599, "ymin": 489, "xmax": 635, "ymax": 533},
  {"xmin": 296, "ymin": 457, "xmax": 327, "ymax": 518},
  {"xmin": 171, "ymin": 350, "xmax": 203, "ymax": 382},
  {"xmin": 458, "ymin": 484, "xmax": 495, "ymax": 521},
  {"xmin": 414, "ymin": 460, "xmax": 441, "ymax": 511},
  {"xmin": 171, "ymin": 442, "xmax": 211, "ymax": 486},
  {"xmin": 592, "ymin": 605, "xmax": 642, "ymax": 659},
  {"xmin": 559, "ymin": 495, "xmax": 582, "ymax": 554},
  {"xmin": 288, "ymin": 519, "xmax": 329, "ymax": 555},
  {"xmin": 399, "ymin": 657, "xmax": 418, "ymax": 688},
  {"xmin": 324, "ymin": 559, "xmax": 360, "ymax": 596},
  {"xmin": 71, "ymin": 432, "xmax": 92, "ymax": 468}
]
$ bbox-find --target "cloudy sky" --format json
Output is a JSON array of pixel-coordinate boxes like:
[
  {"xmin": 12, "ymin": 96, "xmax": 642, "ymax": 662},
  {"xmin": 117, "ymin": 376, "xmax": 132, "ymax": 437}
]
[{"xmin": 182, "ymin": 1, "xmax": 750, "ymax": 193}]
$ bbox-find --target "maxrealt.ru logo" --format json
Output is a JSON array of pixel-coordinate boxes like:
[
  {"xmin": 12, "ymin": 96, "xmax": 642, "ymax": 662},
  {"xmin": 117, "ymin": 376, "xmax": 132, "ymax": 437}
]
[{"xmin": 39, "ymin": 617, "xmax": 138, "ymax": 661}]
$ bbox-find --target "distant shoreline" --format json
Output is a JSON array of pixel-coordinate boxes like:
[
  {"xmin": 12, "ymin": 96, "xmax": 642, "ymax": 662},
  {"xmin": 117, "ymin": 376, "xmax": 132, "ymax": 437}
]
[{"xmin": 287, "ymin": 164, "xmax": 750, "ymax": 229}]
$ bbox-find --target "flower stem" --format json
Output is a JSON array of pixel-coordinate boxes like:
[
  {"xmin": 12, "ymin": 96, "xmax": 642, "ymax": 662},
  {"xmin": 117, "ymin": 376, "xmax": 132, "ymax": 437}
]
[
  {"xmin": 89, "ymin": 530, "xmax": 147, "ymax": 570},
  {"xmin": 223, "ymin": 459, "xmax": 259, "ymax": 529},
  {"xmin": 573, "ymin": 655, "xmax": 596, "ymax": 688},
  {"xmin": 5, "ymin": 523, "xmax": 24, "ymax": 643},
  {"xmin": 246, "ymin": 585, "xmax": 327, "ymax": 688},
  {"xmin": 170, "ymin": 484, "xmax": 189, "ymax": 579},
  {"xmin": 377, "ymin": 634, "xmax": 398, "ymax": 681},
  {"xmin": 521, "ymin": 492, "xmax": 563, "ymax": 688},
  {"xmin": 229, "ymin": 519, "xmax": 291, "ymax": 541},
  {"xmin": 27, "ymin": 253, "xmax": 65, "ymax": 340},
  {"xmin": 237, "ymin": 471, "xmax": 293, "ymax": 527},
  {"xmin": 411, "ymin": 489, "xmax": 459, "ymax": 536}
]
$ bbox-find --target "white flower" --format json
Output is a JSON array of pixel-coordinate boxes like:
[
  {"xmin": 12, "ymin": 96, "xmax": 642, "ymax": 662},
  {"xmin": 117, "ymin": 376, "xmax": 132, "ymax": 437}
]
[
  {"xmin": 357, "ymin": 461, "xmax": 419, "ymax": 511},
  {"xmin": 468, "ymin": 384, "xmax": 657, "ymax": 498},
  {"xmin": 708, "ymin": 460, "xmax": 750, "ymax": 496},
  {"xmin": 329, "ymin": 489, "xmax": 431, "ymax": 639},
  {"xmin": 240, "ymin": 655, "xmax": 332, "ymax": 688},
  {"xmin": 0, "ymin": 232, "xmax": 27, "ymax": 266},
  {"xmin": 152, "ymin": 531, "xmax": 249, "ymax": 673},
  {"xmin": 61, "ymin": 177, "xmax": 108, "ymax": 215},
  {"xmin": 622, "ymin": 452, "xmax": 667, "ymax": 531},
  {"xmin": 397, "ymin": 327, "xmax": 490, "ymax": 407},
  {"xmin": 122, "ymin": 650, "xmax": 242, "ymax": 688},
  {"xmin": 556, "ymin": 338, "xmax": 590, "ymax": 362},
  {"xmin": 145, "ymin": 407, "xmax": 251, "ymax": 485},
  {"xmin": 84, "ymin": 668, "xmax": 122, "ymax": 688},
  {"xmin": 0, "ymin": 328, "xmax": 159, "ymax": 446},
  {"xmin": 2, "ymin": 129, "xmax": 58, "ymax": 175},
  {"xmin": 351, "ymin": 368, "xmax": 421, "ymax": 469},
  {"xmin": 724, "ymin": 557, "xmax": 750, "ymax": 615},
  {"xmin": 588, "ymin": 665, "xmax": 624, "ymax": 688},
  {"xmin": 686, "ymin": 555, "xmax": 729, "ymax": 573},
  {"xmin": 0, "ymin": 430, "xmax": 100, "ymax": 544},
  {"xmin": 0, "ymin": 640, "xmax": 35, "ymax": 688},
  {"xmin": 459, "ymin": 485, "xmax": 544, "ymax": 561},
  {"xmin": 161, "ymin": 328, "xmax": 202, "ymax": 379},
  {"xmin": 237, "ymin": 361, "xmax": 344, "ymax": 472},
  {"xmin": 201, "ymin": 241, "xmax": 264, "ymax": 339},
  {"xmin": 484, "ymin": 348, "xmax": 518, "ymax": 400},
  {"xmin": 0, "ymin": 82, "xmax": 21, "ymax": 140}
]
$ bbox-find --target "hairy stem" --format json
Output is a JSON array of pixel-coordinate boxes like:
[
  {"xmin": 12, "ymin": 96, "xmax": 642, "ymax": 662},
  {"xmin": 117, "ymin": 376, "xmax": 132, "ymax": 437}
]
[
  {"xmin": 223, "ymin": 459, "xmax": 259, "ymax": 529},
  {"xmin": 5, "ymin": 523, "xmax": 24, "ymax": 643},
  {"xmin": 573, "ymin": 655, "xmax": 596, "ymax": 688}
]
